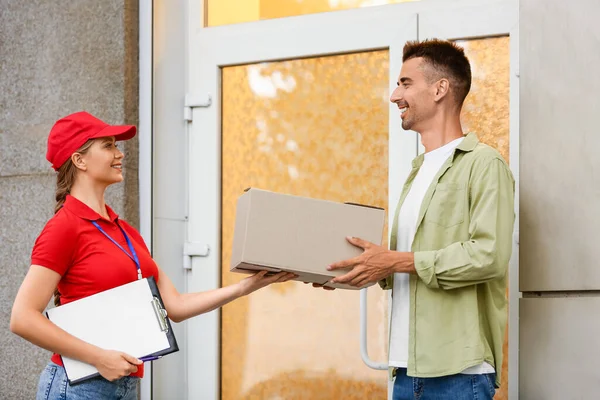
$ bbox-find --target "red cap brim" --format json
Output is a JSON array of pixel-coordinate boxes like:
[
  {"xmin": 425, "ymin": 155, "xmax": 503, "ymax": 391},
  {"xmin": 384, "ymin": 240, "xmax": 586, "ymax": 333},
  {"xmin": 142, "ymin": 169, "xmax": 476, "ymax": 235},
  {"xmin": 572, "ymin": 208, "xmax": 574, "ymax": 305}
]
[{"xmin": 91, "ymin": 124, "xmax": 137, "ymax": 141}]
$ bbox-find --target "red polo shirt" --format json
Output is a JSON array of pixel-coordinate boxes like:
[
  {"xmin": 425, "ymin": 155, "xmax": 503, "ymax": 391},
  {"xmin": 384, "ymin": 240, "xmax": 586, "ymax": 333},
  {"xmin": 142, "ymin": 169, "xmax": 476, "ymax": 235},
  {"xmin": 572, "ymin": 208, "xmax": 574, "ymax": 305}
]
[{"xmin": 31, "ymin": 195, "xmax": 160, "ymax": 378}]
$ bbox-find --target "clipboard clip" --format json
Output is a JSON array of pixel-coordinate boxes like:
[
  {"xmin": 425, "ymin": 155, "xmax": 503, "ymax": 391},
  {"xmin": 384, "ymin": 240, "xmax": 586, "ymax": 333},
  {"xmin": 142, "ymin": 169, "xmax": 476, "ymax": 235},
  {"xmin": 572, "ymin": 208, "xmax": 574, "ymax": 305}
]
[{"xmin": 151, "ymin": 296, "xmax": 169, "ymax": 333}]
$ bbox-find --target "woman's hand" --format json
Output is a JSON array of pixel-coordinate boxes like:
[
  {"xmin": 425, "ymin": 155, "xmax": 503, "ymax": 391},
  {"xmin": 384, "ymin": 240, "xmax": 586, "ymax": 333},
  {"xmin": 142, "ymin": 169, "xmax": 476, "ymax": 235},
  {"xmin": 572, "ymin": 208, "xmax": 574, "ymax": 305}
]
[
  {"xmin": 237, "ymin": 271, "xmax": 297, "ymax": 296},
  {"xmin": 94, "ymin": 350, "xmax": 142, "ymax": 381}
]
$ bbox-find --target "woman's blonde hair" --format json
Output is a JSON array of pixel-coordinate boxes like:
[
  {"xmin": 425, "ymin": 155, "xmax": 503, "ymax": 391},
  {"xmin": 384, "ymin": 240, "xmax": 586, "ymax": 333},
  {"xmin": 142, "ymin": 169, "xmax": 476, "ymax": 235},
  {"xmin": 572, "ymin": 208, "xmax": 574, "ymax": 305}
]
[{"xmin": 53, "ymin": 139, "xmax": 94, "ymax": 306}]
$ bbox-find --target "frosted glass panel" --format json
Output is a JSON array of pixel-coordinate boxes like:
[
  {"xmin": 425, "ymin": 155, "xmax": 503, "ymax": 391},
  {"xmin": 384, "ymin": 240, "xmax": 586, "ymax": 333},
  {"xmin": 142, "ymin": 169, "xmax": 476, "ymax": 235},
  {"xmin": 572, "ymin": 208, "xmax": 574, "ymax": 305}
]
[
  {"xmin": 221, "ymin": 51, "xmax": 390, "ymax": 399},
  {"xmin": 459, "ymin": 36, "xmax": 510, "ymax": 162},
  {"xmin": 206, "ymin": 0, "xmax": 419, "ymax": 27}
]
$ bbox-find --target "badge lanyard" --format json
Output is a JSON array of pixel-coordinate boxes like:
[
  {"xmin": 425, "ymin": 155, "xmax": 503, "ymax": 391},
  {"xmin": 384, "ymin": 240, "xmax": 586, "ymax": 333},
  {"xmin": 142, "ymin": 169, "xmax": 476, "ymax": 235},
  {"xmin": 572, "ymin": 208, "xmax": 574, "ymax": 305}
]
[{"xmin": 91, "ymin": 220, "xmax": 142, "ymax": 280}]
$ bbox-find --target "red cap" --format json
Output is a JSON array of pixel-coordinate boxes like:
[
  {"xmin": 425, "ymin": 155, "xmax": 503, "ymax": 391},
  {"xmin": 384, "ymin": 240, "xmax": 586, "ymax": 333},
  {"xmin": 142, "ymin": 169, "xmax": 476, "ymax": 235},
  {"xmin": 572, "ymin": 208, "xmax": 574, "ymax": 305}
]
[{"xmin": 46, "ymin": 111, "xmax": 137, "ymax": 170}]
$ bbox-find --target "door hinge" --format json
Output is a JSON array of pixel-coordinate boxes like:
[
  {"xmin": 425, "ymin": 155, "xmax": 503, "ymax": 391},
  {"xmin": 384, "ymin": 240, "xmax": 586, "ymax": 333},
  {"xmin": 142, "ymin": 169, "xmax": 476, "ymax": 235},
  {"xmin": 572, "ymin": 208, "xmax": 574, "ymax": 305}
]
[
  {"xmin": 183, "ymin": 241, "xmax": 210, "ymax": 270},
  {"xmin": 184, "ymin": 93, "xmax": 212, "ymax": 122}
]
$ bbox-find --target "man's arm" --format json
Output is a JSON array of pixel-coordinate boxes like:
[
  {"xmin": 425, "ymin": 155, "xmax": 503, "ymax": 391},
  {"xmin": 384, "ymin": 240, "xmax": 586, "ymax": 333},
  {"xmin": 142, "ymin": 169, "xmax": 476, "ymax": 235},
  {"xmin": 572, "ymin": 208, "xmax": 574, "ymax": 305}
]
[
  {"xmin": 328, "ymin": 240, "xmax": 415, "ymax": 288},
  {"xmin": 413, "ymin": 158, "xmax": 515, "ymax": 290},
  {"xmin": 330, "ymin": 158, "xmax": 514, "ymax": 290}
]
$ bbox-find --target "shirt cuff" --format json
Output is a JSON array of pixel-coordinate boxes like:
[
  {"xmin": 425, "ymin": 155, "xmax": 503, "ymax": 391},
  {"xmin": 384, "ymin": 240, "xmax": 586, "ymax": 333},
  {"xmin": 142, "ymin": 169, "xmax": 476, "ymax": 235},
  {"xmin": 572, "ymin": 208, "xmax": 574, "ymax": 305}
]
[{"xmin": 414, "ymin": 250, "xmax": 439, "ymax": 289}]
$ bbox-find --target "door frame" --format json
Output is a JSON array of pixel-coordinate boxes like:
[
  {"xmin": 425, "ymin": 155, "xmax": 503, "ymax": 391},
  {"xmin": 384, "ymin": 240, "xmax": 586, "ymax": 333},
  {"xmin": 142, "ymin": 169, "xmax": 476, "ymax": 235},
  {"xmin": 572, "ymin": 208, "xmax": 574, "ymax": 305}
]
[
  {"xmin": 186, "ymin": 7, "xmax": 417, "ymax": 399},
  {"xmin": 139, "ymin": 0, "xmax": 153, "ymax": 398},
  {"xmin": 183, "ymin": 1, "xmax": 518, "ymax": 398}
]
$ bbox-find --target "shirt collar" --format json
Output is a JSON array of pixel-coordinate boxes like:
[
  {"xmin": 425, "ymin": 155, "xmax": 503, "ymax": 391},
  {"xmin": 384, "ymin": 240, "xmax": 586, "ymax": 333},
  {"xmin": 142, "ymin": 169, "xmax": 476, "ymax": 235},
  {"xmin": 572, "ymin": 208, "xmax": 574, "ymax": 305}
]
[
  {"xmin": 456, "ymin": 132, "xmax": 479, "ymax": 152},
  {"xmin": 63, "ymin": 195, "xmax": 119, "ymax": 222},
  {"xmin": 411, "ymin": 132, "xmax": 480, "ymax": 168}
]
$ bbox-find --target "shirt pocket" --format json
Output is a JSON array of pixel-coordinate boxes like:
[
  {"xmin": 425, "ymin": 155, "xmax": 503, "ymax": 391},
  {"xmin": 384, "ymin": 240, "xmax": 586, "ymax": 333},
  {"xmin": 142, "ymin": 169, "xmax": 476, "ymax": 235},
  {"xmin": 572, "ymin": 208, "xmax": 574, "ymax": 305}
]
[{"xmin": 425, "ymin": 182, "xmax": 466, "ymax": 228}]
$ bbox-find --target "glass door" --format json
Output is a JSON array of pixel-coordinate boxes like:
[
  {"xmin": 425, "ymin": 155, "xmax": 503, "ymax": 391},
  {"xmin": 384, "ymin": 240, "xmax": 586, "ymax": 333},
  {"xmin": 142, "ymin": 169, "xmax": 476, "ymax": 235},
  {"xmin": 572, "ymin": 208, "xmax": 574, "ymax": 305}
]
[
  {"xmin": 186, "ymin": 5, "xmax": 417, "ymax": 399},
  {"xmin": 185, "ymin": 1, "xmax": 517, "ymax": 399}
]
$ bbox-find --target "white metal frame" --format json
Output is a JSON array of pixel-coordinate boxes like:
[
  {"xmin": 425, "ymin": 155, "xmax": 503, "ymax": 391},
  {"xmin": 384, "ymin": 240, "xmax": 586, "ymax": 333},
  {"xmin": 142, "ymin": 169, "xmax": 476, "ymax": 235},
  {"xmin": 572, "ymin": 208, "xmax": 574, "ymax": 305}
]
[
  {"xmin": 183, "ymin": 0, "xmax": 518, "ymax": 399},
  {"xmin": 186, "ymin": 6, "xmax": 419, "ymax": 399},
  {"xmin": 508, "ymin": 16, "xmax": 520, "ymax": 400}
]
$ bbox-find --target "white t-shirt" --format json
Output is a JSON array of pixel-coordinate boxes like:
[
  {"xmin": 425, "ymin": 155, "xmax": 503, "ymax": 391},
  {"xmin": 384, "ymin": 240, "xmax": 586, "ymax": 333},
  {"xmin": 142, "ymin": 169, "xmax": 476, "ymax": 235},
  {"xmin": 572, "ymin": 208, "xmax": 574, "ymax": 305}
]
[{"xmin": 388, "ymin": 136, "xmax": 494, "ymax": 375}]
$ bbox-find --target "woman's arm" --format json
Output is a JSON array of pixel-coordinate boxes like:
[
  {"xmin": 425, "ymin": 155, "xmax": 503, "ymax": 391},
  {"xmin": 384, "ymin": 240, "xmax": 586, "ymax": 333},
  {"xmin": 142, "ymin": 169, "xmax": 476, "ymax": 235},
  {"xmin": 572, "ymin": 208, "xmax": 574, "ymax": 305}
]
[
  {"xmin": 10, "ymin": 265, "xmax": 141, "ymax": 381},
  {"xmin": 157, "ymin": 268, "xmax": 295, "ymax": 323}
]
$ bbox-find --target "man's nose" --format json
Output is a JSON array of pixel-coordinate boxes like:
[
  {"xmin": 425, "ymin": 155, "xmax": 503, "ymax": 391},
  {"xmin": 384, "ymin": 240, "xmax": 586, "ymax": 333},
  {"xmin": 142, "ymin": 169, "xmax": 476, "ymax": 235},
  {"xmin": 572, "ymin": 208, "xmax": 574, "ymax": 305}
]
[{"xmin": 390, "ymin": 87, "xmax": 402, "ymax": 103}]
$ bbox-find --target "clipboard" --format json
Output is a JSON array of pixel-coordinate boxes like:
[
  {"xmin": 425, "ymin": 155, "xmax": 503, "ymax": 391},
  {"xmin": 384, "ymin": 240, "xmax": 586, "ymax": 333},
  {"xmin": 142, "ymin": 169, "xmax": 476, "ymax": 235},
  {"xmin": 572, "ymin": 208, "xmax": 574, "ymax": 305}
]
[{"xmin": 46, "ymin": 277, "xmax": 178, "ymax": 385}]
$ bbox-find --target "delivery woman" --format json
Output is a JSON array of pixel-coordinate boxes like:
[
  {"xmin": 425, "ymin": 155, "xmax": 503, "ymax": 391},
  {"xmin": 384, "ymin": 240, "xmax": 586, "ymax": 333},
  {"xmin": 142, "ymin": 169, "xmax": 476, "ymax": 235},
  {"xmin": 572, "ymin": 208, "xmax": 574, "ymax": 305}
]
[{"xmin": 10, "ymin": 111, "xmax": 294, "ymax": 399}]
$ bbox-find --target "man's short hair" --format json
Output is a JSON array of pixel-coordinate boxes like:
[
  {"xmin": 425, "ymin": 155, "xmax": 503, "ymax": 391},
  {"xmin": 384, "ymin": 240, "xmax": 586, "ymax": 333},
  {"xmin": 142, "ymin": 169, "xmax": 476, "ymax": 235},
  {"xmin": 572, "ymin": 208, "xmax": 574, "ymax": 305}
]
[{"xmin": 403, "ymin": 39, "xmax": 472, "ymax": 106}]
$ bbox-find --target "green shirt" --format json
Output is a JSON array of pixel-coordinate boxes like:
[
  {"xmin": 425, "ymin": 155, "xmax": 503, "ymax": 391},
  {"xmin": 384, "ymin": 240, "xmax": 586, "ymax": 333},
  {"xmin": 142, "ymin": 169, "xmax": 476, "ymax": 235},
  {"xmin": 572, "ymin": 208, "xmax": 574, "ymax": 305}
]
[{"xmin": 380, "ymin": 132, "xmax": 515, "ymax": 387}]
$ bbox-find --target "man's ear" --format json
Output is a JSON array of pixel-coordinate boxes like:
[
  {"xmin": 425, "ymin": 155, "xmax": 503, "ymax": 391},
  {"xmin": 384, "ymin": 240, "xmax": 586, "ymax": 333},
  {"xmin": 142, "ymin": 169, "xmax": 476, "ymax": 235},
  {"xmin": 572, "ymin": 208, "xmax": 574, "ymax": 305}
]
[
  {"xmin": 71, "ymin": 153, "xmax": 87, "ymax": 171},
  {"xmin": 434, "ymin": 78, "xmax": 450, "ymax": 102}
]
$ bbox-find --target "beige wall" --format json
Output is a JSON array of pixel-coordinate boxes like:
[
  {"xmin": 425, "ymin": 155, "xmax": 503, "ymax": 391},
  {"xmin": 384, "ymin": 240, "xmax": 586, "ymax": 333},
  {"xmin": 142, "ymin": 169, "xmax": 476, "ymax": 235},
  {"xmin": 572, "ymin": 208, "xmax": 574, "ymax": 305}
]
[{"xmin": 519, "ymin": 0, "xmax": 600, "ymax": 398}]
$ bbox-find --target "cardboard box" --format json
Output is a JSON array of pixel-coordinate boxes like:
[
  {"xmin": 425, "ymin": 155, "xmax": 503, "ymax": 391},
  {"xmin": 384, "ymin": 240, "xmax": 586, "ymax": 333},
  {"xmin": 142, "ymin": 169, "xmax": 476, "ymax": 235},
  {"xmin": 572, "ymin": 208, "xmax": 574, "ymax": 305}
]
[{"xmin": 230, "ymin": 188, "xmax": 385, "ymax": 290}]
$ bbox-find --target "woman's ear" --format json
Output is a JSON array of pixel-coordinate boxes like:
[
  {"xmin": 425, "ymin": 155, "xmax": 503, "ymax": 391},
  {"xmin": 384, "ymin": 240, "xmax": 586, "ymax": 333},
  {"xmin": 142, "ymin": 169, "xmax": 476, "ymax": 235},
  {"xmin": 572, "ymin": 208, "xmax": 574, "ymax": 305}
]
[{"xmin": 71, "ymin": 152, "xmax": 87, "ymax": 171}]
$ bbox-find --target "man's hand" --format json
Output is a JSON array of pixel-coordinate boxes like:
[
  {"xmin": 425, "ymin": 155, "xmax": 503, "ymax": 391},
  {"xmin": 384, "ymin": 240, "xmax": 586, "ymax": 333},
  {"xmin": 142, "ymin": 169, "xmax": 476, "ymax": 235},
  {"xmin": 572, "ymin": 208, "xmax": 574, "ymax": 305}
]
[{"xmin": 328, "ymin": 237, "xmax": 415, "ymax": 287}]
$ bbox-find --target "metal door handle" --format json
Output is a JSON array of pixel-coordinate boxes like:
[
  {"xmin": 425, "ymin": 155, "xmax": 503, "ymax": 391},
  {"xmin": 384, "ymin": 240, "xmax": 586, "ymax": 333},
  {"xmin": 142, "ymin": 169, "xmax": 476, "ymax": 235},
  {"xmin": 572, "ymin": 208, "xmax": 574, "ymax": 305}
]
[{"xmin": 360, "ymin": 288, "xmax": 388, "ymax": 370}]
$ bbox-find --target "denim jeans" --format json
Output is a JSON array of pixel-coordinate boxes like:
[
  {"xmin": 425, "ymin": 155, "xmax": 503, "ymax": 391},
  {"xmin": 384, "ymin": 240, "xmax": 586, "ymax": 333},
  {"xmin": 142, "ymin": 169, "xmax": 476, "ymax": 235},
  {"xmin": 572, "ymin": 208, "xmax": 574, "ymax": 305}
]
[
  {"xmin": 393, "ymin": 368, "xmax": 496, "ymax": 400},
  {"xmin": 36, "ymin": 362, "xmax": 139, "ymax": 400}
]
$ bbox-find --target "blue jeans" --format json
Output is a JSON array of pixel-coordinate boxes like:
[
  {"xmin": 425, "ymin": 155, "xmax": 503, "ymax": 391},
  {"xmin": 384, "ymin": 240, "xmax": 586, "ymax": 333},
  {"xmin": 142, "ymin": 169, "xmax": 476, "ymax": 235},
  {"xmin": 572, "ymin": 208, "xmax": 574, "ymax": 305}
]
[
  {"xmin": 393, "ymin": 368, "xmax": 496, "ymax": 400},
  {"xmin": 36, "ymin": 362, "xmax": 139, "ymax": 400}
]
